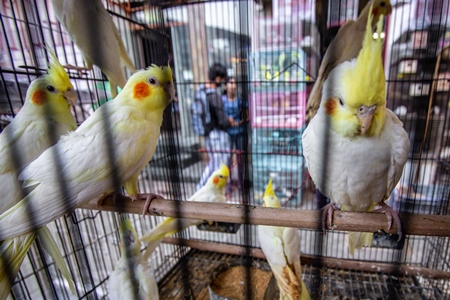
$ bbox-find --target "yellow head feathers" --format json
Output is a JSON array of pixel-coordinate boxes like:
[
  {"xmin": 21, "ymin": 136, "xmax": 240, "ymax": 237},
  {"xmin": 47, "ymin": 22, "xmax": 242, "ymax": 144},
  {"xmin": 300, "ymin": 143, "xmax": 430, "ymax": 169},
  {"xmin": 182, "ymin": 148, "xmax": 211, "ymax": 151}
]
[
  {"xmin": 122, "ymin": 64, "xmax": 175, "ymax": 112},
  {"xmin": 209, "ymin": 163, "xmax": 229, "ymax": 189},
  {"xmin": 262, "ymin": 178, "xmax": 281, "ymax": 208},
  {"xmin": 341, "ymin": 10, "xmax": 386, "ymax": 110},
  {"xmin": 322, "ymin": 6, "xmax": 387, "ymax": 137},
  {"xmin": 46, "ymin": 47, "xmax": 74, "ymax": 93}
]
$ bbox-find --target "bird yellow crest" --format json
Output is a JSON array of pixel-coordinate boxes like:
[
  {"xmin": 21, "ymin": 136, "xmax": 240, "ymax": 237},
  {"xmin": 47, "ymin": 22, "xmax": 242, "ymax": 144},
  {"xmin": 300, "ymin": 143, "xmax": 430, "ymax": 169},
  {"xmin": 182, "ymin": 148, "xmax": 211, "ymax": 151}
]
[
  {"xmin": 219, "ymin": 163, "xmax": 229, "ymax": 178},
  {"xmin": 46, "ymin": 47, "xmax": 72, "ymax": 91},
  {"xmin": 263, "ymin": 178, "xmax": 275, "ymax": 198},
  {"xmin": 262, "ymin": 178, "xmax": 281, "ymax": 208},
  {"xmin": 341, "ymin": 8, "xmax": 386, "ymax": 110},
  {"xmin": 149, "ymin": 64, "xmax": 173, "ymax": 84},
  {"xmin": 341, "ymin": 6, "xmax": 386, "ymax": 136}
]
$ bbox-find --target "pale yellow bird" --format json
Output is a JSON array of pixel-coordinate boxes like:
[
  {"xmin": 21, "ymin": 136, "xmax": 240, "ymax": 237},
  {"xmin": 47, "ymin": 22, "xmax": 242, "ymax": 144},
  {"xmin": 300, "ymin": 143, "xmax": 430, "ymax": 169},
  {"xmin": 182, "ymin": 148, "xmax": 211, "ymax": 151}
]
[
  {"xmin": 140, "ymin": 164, "xmax": 229, "ymax": 259},
  {"xmin": 258, "ymin": 178, "xmax": 311, "ymax": 300},
  {"xmin": 0, "ymin": 49, "xmax": 77, "ymax": 299},
  {"xmin": 305, "ymin": 0, "xmax": 392, "ymax": 123},
  {"xmin": 108, "ymin": 214, "xmax": 159, "ymax": 300},
  {"xmin": 0, "ymin": 64, "xmax": 175, "ymax": 241},
  {"xmin": 51, "ymin": 0, "xmax": 136, "ymax": 97},
  {"xmin": 302, "ymin": 11, "xmax": 410, "ymax": 254}
]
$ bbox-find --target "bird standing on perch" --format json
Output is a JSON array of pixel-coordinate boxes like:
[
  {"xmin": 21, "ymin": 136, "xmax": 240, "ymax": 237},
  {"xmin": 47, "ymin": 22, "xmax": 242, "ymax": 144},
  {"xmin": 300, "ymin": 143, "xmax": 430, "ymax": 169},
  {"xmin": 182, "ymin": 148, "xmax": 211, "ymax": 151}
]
[
  {"xmin": 140, "ymin": 164, "xmax": 229, "ymax": 259},
  {"xmin": 0, "ymin": 64, "xmax": 175, "ymax": 241},
  {"xmin": 258, "ymin": 178, "xmax": 311, "ymax": 300},
  {"xmin": 302, "ymin": 9, "xmax": 410, "ymax": 254},
  {"xmin": 0, "ymin": 49, "xmax": 77, "ymax": 299},
  {"xmin": 51, "ymin": 0, "xmax": 136, "ymax": 98}
]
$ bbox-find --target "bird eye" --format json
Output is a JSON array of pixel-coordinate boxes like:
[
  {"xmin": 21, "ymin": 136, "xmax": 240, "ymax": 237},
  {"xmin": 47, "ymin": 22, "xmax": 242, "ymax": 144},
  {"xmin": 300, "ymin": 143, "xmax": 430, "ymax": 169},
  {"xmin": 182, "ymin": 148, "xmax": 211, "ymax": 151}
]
[
  {"xmin": 47, "ymin": 85, "xmax": 56, "ymax": 92},
  {"xmin": 148, "ymin": 77, "xmax": 157, "ymax": 85},
  {"xmin": 219, "ymin": 175, "xmax": 223, "ymax": 178},
  {"xmin": 338, "ymin": 98, "xmax": 344, "ymax": 106},
  {"xmin": 380, "ymin": 1, "xmax": 386, "ymax": 7}
]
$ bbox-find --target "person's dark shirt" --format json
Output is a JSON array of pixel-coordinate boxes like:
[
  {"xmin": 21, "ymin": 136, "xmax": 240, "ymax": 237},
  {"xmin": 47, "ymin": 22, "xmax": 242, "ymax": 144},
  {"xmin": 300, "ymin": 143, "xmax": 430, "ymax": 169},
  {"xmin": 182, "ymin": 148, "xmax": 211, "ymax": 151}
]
[{"xmin": 205, "ymin": 92, "xmax": 229, "ymax": 135}]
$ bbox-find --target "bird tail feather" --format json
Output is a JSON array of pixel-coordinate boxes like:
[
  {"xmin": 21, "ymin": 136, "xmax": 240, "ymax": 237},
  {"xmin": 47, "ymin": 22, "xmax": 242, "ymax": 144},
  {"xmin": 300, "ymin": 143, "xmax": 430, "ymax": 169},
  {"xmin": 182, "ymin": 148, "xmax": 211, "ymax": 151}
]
[
  {"xmin": 348, "ymin": 232, "xmax": 373, "ymax": 255},
  {"xmin": 37, "ymin": 225, "xmax": 75, "ymax": 293},
  {"xmin": 0, "ymin": 232, "xmax": 37, "ymax": 300}
]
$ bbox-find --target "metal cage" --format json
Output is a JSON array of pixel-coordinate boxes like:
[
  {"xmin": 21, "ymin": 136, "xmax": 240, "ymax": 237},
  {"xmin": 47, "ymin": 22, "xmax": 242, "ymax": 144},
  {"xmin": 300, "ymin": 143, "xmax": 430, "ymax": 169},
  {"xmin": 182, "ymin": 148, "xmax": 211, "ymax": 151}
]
[{"xmin": 0, "ymin": 0, "xmax": 449, "ymax": 299}]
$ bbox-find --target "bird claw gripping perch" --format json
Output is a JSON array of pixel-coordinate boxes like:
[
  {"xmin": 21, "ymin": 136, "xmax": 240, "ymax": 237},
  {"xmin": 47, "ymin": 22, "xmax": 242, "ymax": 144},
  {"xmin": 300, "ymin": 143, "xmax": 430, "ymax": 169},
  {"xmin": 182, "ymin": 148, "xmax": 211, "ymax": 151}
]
[
  {"xmin": 372, "ymin": 201, "xmax": 403, "ymax": 242},
  {"xmin": 129, "ymin": 193, "xmax": 164, "ymax": 217},
  {"xmin": 322, "ymin": 202, "xmax": 340, "ymax": 234}
]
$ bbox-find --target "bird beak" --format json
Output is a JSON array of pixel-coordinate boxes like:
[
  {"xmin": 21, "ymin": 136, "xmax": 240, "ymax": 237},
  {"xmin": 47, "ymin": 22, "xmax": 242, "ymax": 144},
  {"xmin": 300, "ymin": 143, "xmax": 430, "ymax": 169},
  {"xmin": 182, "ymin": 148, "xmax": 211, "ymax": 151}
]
[
  {"xmin": 64, "ymin": 88, "xmax": 77, "ymax": 106},
  {"xmin": 165, "ymin": 82, "xmax": 177, "ymax": 102},
  {"xmin": 357, "ymin": 104, "xmax": 377, "ymax": 135}
]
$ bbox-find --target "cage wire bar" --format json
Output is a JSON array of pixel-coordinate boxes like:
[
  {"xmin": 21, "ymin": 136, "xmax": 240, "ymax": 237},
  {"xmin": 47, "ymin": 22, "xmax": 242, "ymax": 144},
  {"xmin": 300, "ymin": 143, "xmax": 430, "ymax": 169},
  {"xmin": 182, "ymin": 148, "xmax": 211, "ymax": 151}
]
[{"xmin": 0, "ymin": 0, "xmax": 449, "ymax": 299}]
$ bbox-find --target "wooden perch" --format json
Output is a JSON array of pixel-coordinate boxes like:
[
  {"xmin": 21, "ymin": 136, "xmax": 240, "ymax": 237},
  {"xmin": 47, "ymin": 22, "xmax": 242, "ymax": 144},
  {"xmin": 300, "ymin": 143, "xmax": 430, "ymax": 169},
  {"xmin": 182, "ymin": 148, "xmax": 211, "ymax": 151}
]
[{"xmin": 79, "ymin": 195, "xmax": 450, "ymax": 237}]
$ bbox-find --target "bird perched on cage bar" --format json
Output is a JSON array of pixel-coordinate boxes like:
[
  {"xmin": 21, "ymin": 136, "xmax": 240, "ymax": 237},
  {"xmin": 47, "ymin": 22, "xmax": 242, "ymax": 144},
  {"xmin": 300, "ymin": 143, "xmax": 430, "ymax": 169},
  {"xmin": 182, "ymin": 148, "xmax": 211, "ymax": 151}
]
[
  {"xmin": 302, "ymin": 9, "xmax": 410, "ymax": 254},
  {"xmin": 51, "ymin": 0, "xmax": 136, "ymax": 98},
  {"xmin": 140, "ymin": 163, "xmax": 229, "ymax": 259},
  {"xmin": 305, "ymin": 0, "xmax": 392, "ymax": 124},
  {"xmin": 0, "ymin": 64, "xmax": 175, "ymax": 241},
  {"xmin": 0, "ymin": 48, "xmax": 77, "ymax": 299},
  {"xmin": 258, "ymin": 178, "xmax": 311, "ymax": 300},
  {"xmin": 108, "ymin": 214, "xmax": 159, "ymax": 300}
]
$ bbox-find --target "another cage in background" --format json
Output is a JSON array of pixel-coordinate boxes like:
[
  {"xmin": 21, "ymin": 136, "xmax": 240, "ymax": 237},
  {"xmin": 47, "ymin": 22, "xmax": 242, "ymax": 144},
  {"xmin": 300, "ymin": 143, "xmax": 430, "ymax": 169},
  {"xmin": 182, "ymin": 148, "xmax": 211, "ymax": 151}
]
[{"xmin": 0, "ymin": 0, "xmax": 449, "ymax": 299}]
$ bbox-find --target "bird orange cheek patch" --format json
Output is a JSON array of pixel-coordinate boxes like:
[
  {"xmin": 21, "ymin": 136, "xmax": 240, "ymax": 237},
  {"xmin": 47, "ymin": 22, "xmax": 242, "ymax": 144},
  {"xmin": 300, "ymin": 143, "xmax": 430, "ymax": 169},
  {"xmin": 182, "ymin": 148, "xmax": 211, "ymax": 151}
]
[
  {"xmin": 133, "ymin": 82, "xmax": 151, "ymax": 100},
  {"xmin": 31, "ymin": 90, "xmax": 47, "ymax": 105},
  {"xmin": 213, "ymin": 177, "xmax": 219, "ymax": 185},
  {"xmin": 324, "ymin": 98, "xmax": 337, "ymax": 115}
]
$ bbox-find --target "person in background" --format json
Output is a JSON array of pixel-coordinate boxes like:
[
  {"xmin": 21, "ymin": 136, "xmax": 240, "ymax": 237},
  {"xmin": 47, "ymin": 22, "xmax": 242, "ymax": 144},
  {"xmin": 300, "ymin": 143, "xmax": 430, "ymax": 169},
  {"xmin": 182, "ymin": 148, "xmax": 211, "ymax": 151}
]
[
  {"xmin": 196, "ymin": 63, "xmax": 232, "ymax": 191},
  {"xmin": 222, "ymin": 76, "xmax": 248, "ymax": 193}
]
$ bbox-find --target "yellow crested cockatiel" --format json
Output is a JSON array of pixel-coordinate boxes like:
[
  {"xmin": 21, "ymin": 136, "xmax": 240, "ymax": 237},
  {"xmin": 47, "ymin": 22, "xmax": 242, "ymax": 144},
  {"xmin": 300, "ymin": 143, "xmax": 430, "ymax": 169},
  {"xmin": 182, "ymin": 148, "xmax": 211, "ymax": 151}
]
[
  {"xmin": 51, "ymin": 0, "xmax": 136, "ymax": 98},
  {"xmin": 0, "ymin": 49, "xmax": 77, "ymax": 299},
  {"xmin": 0, "ymin": 64, "xmax": 175, "ymax": 241},
  {"xmin": 258, "ymin": 178, "xmax": 311, "ymax": 300},
  {"xmin": 108, "ymin": 214, "xmax": 159, "ymax": 300},
  {"xmin": 305, "ymin": 0, "xmax": 392, "ymax": 123},
  {"xmin": 302, "ymin": 9, "xmax": 410, "ymax": 255},
  {"xmin": 140, "ymin": 164, "xmax": 229, "ymax": 259}
]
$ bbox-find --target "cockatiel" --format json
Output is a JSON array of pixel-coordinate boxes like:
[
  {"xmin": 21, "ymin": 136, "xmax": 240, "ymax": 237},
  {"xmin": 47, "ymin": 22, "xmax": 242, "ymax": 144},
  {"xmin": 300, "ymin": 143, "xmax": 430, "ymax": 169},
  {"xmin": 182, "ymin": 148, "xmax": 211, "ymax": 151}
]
[
  {"xmin": 140, "ymin": 164, "xmax": 229, "ymax": 259},
  {"xmin": 108, "ymin": 214, "xmax": 159, "ymax": 300},
  {"xmin": 51, "ymin": 0, "xmax": 136, "ymax": 98},
  {"xmin": 258, "ymin": 179, "xmax": 311, "ymax": 300},
  {"xmin": 302, "ymin": 9, "xmax": 410, "ymax": 255},
  {"xmin": 0, "ymin": 64, "xmax": 175, "ymax": 241},
  {"xmin": 305, "ymin": 0, "xmax": 392, "ymax": 123},
  {"xmin": 0, "ymin": 49, "xmax": 77, "ymax": 299}
]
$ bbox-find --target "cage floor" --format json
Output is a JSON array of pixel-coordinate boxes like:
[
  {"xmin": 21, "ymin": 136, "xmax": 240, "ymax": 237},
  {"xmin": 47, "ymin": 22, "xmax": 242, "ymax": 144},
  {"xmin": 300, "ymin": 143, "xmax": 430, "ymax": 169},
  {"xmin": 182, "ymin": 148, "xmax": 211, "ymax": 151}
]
[{"xmin": 158, "ymin": 249, "xmax": 448, "ymax": 300}]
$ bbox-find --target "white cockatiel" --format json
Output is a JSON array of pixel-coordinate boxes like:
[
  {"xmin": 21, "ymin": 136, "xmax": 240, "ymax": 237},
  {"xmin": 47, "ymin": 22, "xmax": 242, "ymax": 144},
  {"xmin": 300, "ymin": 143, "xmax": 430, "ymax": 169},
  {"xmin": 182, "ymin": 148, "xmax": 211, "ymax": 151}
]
[
  {"xmin": 0, "ymin": 48, "xmax": 77, "ymax": 299},
  {"xmin": 258, "ymin": 178, "xmax": 311, "ymax": 300},
  {"xmin": 51, "ymin": 0, "xmax": 136, "ymax": 97},
  {"xmin": 0, "ymin": 64, "xmax": 175, "ymax": 241},
  {"xmin": 108, "ymin": 214, "xmax": 159, "ymax": 300},
  {"xmin": 140, "ymin": 164, "xmax": 229, "ymax": 259},
  {"xmin": 302, "ymin": 10, "xmax": 410, "ymax": 254}
]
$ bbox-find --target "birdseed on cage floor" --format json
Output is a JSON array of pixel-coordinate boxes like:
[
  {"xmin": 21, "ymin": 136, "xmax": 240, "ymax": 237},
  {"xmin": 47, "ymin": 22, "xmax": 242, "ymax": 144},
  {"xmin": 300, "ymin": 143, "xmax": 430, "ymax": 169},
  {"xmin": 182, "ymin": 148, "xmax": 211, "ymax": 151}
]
[{"xmin": 157, "ymin": 249, "xmax": 448, "ymax": 300}]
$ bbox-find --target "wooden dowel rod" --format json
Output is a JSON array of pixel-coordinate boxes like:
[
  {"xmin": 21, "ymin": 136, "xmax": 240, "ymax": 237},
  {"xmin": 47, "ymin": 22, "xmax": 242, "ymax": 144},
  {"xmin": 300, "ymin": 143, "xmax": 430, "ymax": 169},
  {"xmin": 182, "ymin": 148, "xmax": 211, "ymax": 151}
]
[
  {"xmin": 160, "ymin": 237, "xmax": 450, "ymax": 280},
  {"xmin": 79, "ymin": 196, "xmax": 450, "ymax": 237}
]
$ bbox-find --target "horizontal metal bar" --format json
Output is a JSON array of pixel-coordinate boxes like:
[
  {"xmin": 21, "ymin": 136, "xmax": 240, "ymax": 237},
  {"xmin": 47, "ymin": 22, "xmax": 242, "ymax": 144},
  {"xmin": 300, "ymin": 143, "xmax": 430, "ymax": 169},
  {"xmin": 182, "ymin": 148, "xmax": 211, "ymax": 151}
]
[
  {"xmin": 161, "ymin": 237, "xmax": 450, "ymax": 280},
  {"xmin": 78, "ymin": 195, "xmax": 450, "ymax": 237}
]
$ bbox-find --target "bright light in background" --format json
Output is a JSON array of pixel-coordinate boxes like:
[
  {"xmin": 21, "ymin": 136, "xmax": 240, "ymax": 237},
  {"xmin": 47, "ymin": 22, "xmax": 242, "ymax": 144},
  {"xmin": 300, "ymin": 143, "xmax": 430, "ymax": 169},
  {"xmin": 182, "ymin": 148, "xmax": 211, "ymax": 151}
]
[{"xmin": 373, "ymin": 32, "xmax": 386, "ymax": 39}]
